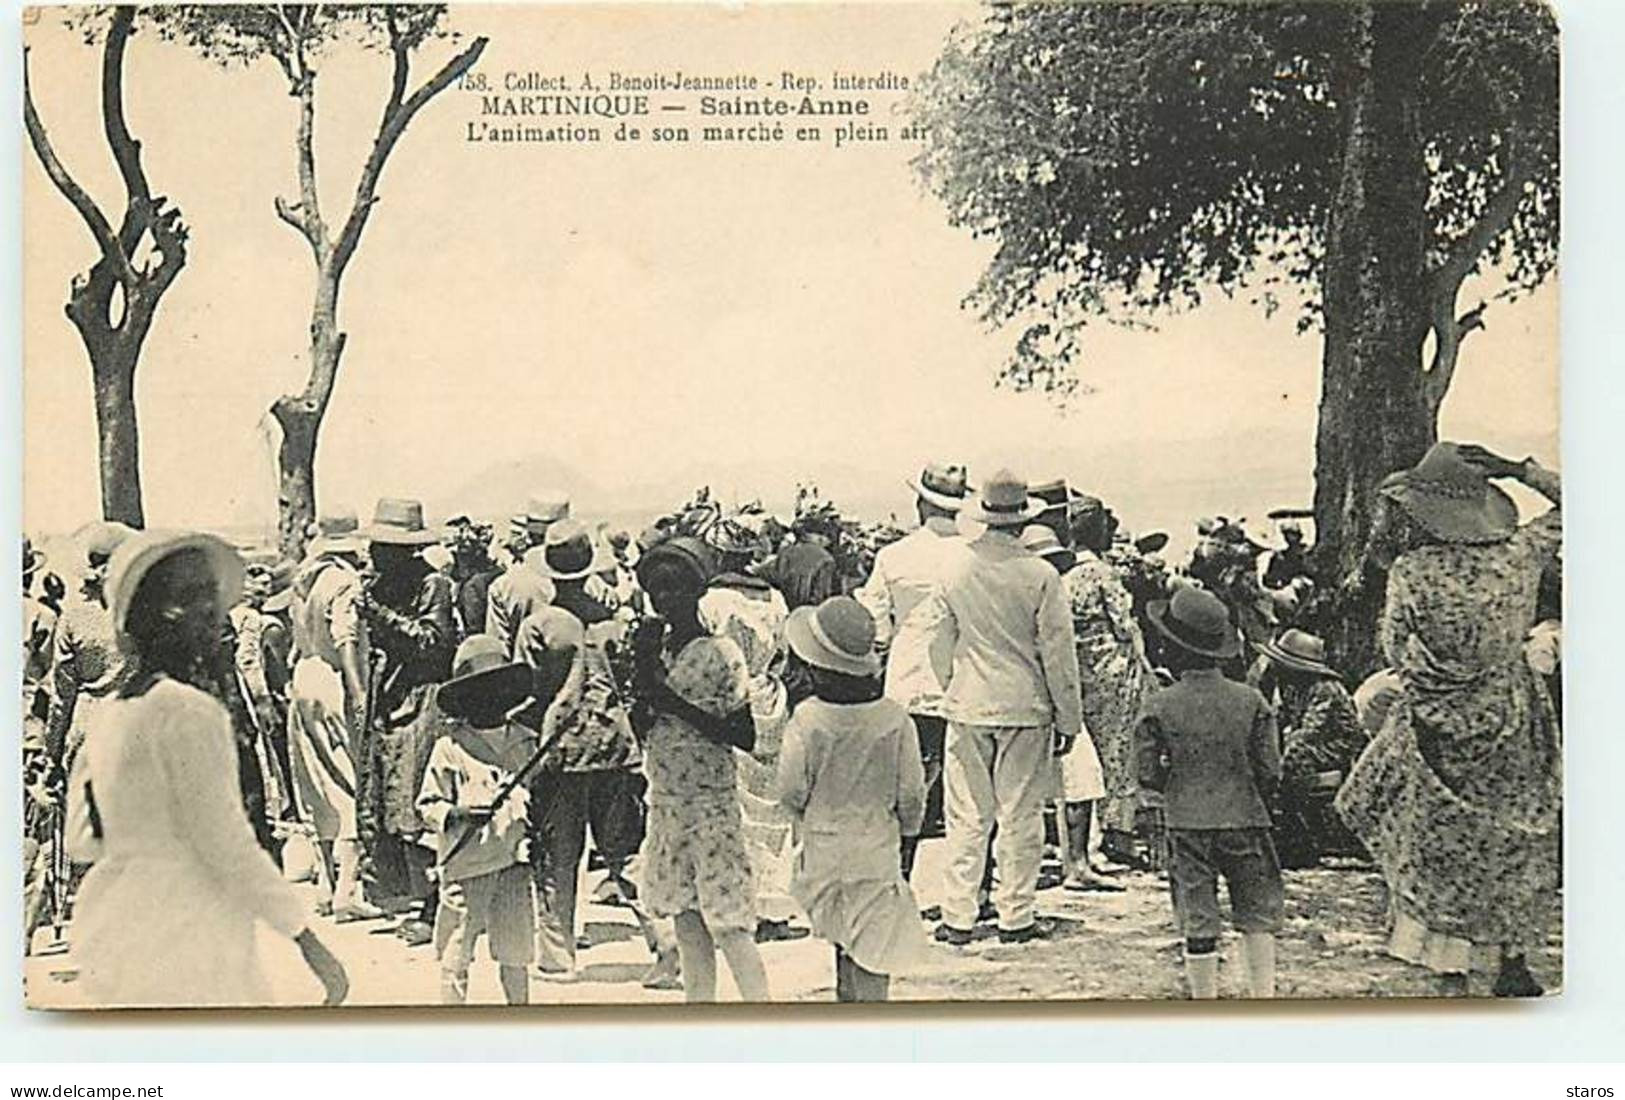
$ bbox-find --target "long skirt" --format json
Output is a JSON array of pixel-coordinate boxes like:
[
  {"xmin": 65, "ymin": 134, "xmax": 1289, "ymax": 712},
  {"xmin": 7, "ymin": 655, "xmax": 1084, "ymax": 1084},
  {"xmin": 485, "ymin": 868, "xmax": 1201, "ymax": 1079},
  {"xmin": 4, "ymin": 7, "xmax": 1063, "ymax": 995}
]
[
  {"xmin": 1077, "ymin": 635, "xmax": 1150, "ymax": 834},
  {"xmin": 1335, "ymin": 677, "xmax": 1560, "ymax": 970}
]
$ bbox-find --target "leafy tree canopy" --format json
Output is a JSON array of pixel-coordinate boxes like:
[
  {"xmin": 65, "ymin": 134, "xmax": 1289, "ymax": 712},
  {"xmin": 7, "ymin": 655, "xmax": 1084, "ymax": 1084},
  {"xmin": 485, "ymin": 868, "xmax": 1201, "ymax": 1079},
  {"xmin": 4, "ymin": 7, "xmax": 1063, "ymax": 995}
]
[{"xmin": 911, "ymin": 1, "xmax": 1557, "ymax": 399}]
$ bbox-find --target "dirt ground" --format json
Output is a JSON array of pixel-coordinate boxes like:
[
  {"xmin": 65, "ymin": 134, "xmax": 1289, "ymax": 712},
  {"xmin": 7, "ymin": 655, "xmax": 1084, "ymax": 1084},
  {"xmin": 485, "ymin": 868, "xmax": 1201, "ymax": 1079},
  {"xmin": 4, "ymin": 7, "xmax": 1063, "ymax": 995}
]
[{"xmin": 24, "ymin": 842, "xmax": 1561, "ymax": 1010}]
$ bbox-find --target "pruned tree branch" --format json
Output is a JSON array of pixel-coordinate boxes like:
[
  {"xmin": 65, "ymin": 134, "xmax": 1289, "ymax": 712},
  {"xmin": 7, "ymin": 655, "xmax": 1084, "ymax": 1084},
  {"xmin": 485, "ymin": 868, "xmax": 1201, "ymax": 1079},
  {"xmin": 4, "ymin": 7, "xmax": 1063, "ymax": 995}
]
[
  {"xmin": 1422, "ymin": 297, "xmax": 1488, "ymax": 414},
  {"xmin": 292, "ymin": 73, "xmax": 327, "ymax": 255},
  {"xmin": 23, "ymin": 48, "xmax": 136, "ymax": 289},
  {"xmin": 273, "ymin": 195, "xmax": 304, "ymax": 232},
  {"xmin": 331, "ymin": 34, "xmax": 487, "ymax": 276},
  {"xmin": 1420, "ymin": 74, "xmax": 1532, "ymax": 416},
  {"xmin": 101, "ymin": 7, "xmax": 150, "ymax": 211}
]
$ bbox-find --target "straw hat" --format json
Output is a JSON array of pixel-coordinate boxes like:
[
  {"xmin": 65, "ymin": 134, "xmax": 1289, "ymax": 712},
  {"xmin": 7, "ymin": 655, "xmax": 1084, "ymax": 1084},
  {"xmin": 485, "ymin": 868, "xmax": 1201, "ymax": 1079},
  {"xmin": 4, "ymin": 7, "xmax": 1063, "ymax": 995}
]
[
  {"xmin": 512, "ymin": 491, "xmax": 571, "ymax": 538},
  {"xmin": 1147, "ymin": 585, "xmax": 1241, "ymax": 660},
  {"xmin": 436, "ymin": 634, "xmax": 534, "ymax": 721},
  {"xmin": 906, "ymin": 463, "xmax": 973, "ymax": 513},
  {"xmin": 1380, "ymin": 442, "xmax": 1518, "ymax": 545},
  {"xmin": 107, "ymin": 530, "xmax": 245, "ymax": 641},
  {"xmin": 1259, "ymin": 629, "xmax": 1339, "ymax": 679},
  {"xmin": 77, "ymin": 520, "xmax": 136, "ymax": 562},
  {"xmin": 1020, "ymin": 524, "xmax": 1076, "ymax": 573},
  {"xmin": 1029, "ymin": 477, "xmax": 1071, "ymax": 518},
  {"xmin": 541, "ymin": 519, "xmax": 612, "ymax": 581},
  {"xmin": 1134, "ymin": 531, "xmax": 1170, "ymax": 555},
  {"xmin": 361, "ymin": 498, "xmax": 439, "ymax": 546},
  {"xmin": 961, "ymin": 468, "xmax": 1044, "ymax": 527},
  {"xmin": 308, "ymin": 509, "xmax": 366, "ymax": 557},
  {"xmin": 786, "ymin": 595, "xmax": 882, "ymax": 678}
]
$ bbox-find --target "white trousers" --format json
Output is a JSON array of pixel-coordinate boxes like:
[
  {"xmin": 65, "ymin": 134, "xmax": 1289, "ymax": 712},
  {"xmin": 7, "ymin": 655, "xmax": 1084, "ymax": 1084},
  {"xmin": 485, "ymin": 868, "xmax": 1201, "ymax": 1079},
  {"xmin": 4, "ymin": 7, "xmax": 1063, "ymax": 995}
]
[{"xmin": 942, "ymin": 724, "xmax": 1050, "ymax": 932}]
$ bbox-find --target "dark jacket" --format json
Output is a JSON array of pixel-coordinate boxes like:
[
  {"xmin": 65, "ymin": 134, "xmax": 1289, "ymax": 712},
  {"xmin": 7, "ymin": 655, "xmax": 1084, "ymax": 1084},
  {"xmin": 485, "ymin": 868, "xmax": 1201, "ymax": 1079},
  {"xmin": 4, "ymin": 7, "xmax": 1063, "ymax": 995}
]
[
  {"xmin": 369, "ymin": 571, "xmax": 457, "ymax": 728},
  {"xmin": 1136, "ymin": 668, "xmax": 1280, "ymax": 830},
  {"xmin": 515, "ymin": 585, "xmax": 641, "ymax": 773}
]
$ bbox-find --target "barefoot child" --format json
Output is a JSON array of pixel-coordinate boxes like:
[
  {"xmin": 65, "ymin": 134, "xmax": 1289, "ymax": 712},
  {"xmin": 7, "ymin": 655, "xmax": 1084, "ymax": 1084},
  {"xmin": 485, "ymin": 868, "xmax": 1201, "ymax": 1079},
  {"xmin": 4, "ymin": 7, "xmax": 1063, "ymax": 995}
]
[
  {"xmin": 777, "ymin": 596, "xmax": 929, "ymax": 1002},
  {"xmin": 1137, "ymin": 586, "xmax": 1283, "ymax": 999},
  {"xmin": 417, "ymin": 635, "xmax": 539, "ymax": 1005}
]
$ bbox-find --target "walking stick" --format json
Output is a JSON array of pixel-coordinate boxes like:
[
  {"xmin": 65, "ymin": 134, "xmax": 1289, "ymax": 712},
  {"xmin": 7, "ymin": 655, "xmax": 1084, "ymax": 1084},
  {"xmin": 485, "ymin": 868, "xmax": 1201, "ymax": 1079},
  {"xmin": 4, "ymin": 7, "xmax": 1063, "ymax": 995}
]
[
  {"xmin": 441, "ymin": 723, "xmax": 565, "ymax": 865},
  {"xmin": 50, "ymin": 804, "xmax": 66, "ymax": 941}
]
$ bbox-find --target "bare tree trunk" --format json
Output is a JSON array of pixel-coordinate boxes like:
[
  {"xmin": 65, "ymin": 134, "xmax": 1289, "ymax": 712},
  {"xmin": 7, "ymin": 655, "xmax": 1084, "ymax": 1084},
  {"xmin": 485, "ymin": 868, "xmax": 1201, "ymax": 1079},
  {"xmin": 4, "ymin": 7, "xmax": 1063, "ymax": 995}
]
[
  {"xmin": 272, "ymin": 266, "xmax": 345, "ymax": 559},
  {"xmin": 1312, "ymin": 1, "xmax": 1441, "ymax": 676},
  {"xmin": 88, "ymin": 345, "xmax": 145, "ymax": 528},
  {"xmin": 23, "ymin": 6, "xmax": 187, "ymax": 531},
  {"xmin": 272, "ymin": 395, "xmax": 320, "ymax": 558},
  {"xmin": 268, "ymin": 27, "xmax": 487, "ymax": 560}
]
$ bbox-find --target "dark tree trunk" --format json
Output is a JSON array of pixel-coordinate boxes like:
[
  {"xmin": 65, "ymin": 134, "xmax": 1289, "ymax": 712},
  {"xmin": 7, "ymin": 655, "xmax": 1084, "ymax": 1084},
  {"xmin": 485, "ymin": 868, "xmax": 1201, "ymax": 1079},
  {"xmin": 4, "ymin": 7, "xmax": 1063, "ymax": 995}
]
[
  {"xmin": 1312, "ymin": 1, "xmax": 1442, "ymax": 676},
  {"xmin": 25, "ymin": 7, "xmax": 187, "ymax": 533},
  {"xmin": 272, "ymin": 393, "xmax": 322, "ymax": 561},
  {"xmin": 89, "ymin": 347, "xmax": 145, "ymax": 528}
]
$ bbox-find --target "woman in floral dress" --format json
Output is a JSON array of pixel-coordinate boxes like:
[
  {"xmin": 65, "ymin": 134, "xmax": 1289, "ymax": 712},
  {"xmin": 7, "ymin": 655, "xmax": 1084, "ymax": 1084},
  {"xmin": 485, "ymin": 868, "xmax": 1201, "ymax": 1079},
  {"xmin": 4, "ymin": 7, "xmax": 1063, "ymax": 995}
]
[
  {"xmin": 633, "ymin": 537, "xmax": 770, "ymax": 1002},
  {"xmin": 1066, "ymin": 504, "xmax": 1154, "ymax": 868},
  {"xmin": 699, "ymin": 519, "xmax": 798, "ymax": 941},
  {"xmin": 1336, "ymin": 443, "xmax": 1561, "ymax": 997}
]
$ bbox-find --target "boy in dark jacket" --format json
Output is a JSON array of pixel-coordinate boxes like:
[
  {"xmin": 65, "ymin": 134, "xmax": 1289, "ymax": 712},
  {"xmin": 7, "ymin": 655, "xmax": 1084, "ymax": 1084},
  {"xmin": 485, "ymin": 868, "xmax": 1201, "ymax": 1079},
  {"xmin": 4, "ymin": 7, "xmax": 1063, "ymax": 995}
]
[{"xmin": 1137, "ymin": 585, "xmax": 1283, "ymax": 999}]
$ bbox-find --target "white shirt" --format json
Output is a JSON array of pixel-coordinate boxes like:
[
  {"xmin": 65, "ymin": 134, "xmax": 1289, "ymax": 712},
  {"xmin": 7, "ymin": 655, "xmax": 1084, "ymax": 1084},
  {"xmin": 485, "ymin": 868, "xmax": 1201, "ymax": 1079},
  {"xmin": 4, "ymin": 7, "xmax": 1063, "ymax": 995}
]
[{"xmin": 854, "ymin": 517, "xmax": 971, "ymax": 718}]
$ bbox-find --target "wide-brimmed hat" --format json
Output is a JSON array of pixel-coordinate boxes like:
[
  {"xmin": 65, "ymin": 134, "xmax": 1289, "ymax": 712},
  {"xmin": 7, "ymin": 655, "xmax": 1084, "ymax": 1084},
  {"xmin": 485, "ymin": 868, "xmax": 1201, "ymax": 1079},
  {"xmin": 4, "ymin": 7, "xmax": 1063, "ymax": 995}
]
[
  {"xmin": 1134, "ymin": 531, "xmax": 1170, "ymax": 555},
  {"xmin": 307, "ymin": 509, "xmax": 365, "ymax": 557},
  {"xmin": 1380, "ymin": 442, "xmax": 1518, "ymax": 545},
  {"xmin": 1030, "ymin": 478, "xmax": 1070, "ymax": 517},
  {"xmin": 362, "ymin": 498, "xmax": 438, "ymax": 546},
  {"xmin": 906, "ymin": 463, "xmax": 973, "ymax": 512},
  {"xmin": 1147, "ymin": 585, "xmax": 1241, "ymax": 660},
  {"xmin": 542, "ymin": 519, "xmax": 612, "ymax": 581},
  {"xmin": 76, "ymin": 520, "xmax": 136, "ymax": 562},
  {"xmin": 436, "ymin": 634, "xmax": 534, "ymax": 720},
  {"xmin": 786, "ymin": 596, "xmax": 882, "ymax": 678},
  {"xmin": 1260, "ymin": 628, "xmax": 1338, "ymax": 679},
  {"xmin": 961, "ymin": 468, "xmax": 1044, "ymax": 527},
  {"xmin": 1020, "ymin": 524, "xmax": 1076, "ymax": 573},
  {"xmin": 107, "ymin": 530, "xmax": 245, "ymax": 641},
  {"xmin": 512, "ymin": 491, "xmax": 571, "ymax": 537}
]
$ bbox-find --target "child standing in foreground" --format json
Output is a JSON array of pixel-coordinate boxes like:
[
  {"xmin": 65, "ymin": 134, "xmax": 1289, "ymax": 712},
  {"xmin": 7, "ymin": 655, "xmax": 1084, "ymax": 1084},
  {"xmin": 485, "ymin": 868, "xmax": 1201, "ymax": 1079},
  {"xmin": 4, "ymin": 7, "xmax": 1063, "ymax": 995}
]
[
  {"xmin": 777, "ymin": 596, "xmax": 929, "ymax": 1002},
  {"xmin": 1137, "ymin": 586, "xmax": 1283, "ymax": 999},
  {"xmin": 417, "ymin": 635, "xmax": 539, "ymax": 1005}
]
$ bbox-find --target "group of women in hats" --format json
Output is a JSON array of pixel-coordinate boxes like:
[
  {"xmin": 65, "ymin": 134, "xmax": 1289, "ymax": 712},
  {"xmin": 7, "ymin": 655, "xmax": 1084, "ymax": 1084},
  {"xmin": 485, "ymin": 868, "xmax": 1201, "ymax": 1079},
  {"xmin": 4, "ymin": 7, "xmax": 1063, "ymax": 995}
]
[{"xmin": 29, "ymin": 433, "xmax": 1560, "ymax": 1003}]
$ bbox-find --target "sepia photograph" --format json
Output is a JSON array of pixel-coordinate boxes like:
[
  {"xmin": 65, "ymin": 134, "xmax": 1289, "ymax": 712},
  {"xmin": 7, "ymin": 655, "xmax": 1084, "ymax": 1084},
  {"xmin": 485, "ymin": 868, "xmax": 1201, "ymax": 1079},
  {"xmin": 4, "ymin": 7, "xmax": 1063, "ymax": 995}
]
[{"xmin": 19, "ymin": 0, "xmax": 1561, "ymax": 1011}]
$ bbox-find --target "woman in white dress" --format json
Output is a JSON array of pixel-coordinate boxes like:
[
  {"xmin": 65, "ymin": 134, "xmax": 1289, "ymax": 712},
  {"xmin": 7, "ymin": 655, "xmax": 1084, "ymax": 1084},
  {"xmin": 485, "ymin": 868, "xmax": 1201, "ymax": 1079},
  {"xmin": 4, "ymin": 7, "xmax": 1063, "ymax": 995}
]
[{"xmin": 65, "ymin": 531, "xmax": 348, "ymax": 1008}]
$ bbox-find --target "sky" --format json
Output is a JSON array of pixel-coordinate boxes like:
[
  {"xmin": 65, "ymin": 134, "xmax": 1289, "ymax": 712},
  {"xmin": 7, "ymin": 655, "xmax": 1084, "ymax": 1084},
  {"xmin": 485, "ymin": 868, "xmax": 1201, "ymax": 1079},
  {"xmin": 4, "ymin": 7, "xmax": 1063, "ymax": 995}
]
[{"xmin": 22, "ymin": 3, "xmax": 1559, "ymax": 554}]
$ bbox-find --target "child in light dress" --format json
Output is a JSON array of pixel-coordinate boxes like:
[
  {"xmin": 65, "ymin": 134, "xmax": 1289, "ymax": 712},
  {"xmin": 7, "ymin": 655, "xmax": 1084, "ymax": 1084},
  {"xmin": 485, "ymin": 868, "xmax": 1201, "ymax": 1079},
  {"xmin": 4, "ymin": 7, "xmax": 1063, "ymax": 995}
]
[{"xmin": 777, "ymin": 595, "xmax": 928, "ymax": 1002}]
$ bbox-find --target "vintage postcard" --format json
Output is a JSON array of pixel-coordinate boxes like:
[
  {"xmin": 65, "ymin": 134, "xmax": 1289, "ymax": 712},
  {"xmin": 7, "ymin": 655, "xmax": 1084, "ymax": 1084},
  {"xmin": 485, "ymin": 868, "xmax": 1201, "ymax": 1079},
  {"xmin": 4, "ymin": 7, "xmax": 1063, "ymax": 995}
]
[{"xmin": 21, "ymin": 1, "xmax": 1560, "ymax": 1009}]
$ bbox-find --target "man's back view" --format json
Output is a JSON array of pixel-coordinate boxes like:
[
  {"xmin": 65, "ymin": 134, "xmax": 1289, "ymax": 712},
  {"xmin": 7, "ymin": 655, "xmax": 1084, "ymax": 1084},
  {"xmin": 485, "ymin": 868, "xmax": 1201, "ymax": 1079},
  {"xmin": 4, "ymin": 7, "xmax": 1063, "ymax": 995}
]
[{"xmin": 917, "ymin": 470, "xmax": 1082, "ymax": 943}]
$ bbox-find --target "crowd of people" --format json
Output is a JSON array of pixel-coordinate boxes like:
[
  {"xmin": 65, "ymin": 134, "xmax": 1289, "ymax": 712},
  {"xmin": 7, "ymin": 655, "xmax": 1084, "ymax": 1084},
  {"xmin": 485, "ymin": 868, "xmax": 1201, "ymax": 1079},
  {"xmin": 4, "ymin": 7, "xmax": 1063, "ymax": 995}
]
[{"xmin": 19, "ymin": 440, "xmax": 1562, "ymax": 1005}]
